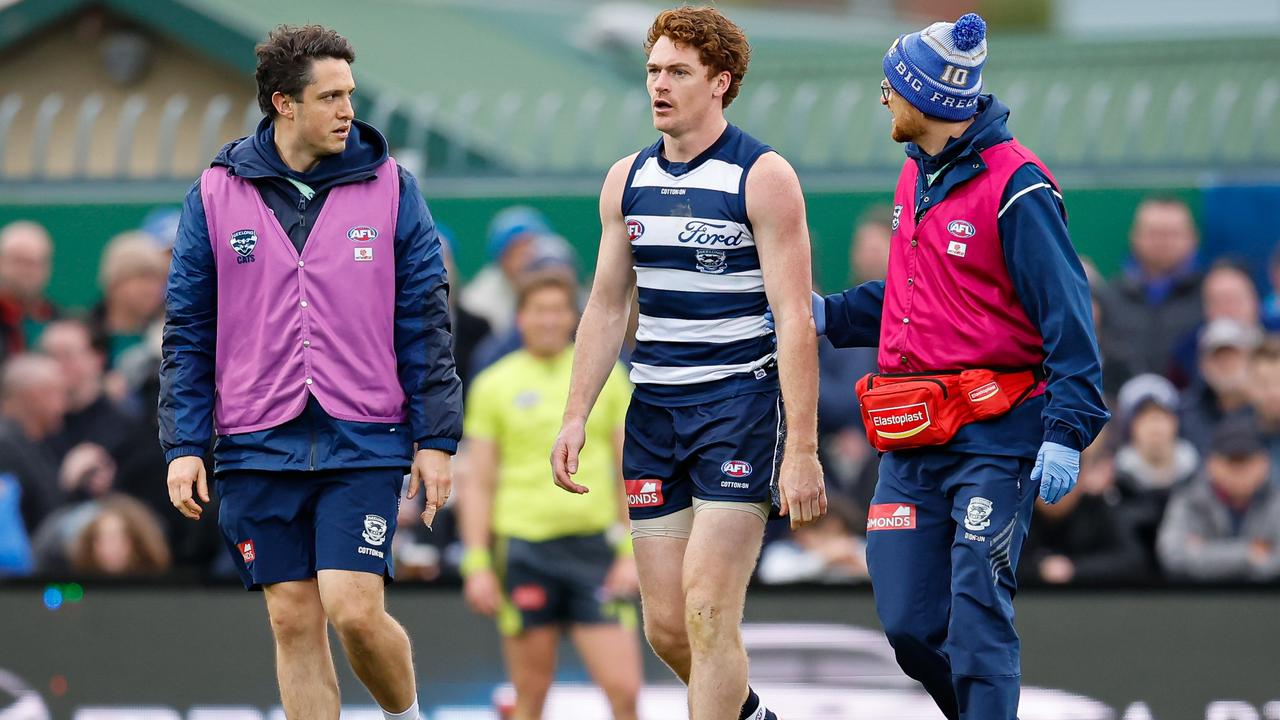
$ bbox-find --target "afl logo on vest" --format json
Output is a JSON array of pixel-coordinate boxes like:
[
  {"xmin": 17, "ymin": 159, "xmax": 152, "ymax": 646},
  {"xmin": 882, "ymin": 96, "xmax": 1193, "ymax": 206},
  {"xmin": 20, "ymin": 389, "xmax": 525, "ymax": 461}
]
[
  {"xmin": 947, "ymin": 220, "xmax": 976, "ymax": 238},
  {"xmin": 229, "ymin": 229, "xmax": 257, "ymax": 264},
  {"xmin": 347, "ymin": 225, "xmax": 378, "ymax": 241},
  {"xmin": 626, "ymin": 219, "xmax": 645, "ymax": 241}
]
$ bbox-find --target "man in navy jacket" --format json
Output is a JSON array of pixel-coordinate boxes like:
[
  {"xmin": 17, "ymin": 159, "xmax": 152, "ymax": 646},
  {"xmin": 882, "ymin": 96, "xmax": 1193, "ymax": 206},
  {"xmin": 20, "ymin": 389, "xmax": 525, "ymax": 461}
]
[{"xmin": 159, "ymin": 25, "xmax": 459, "ymax": 720}]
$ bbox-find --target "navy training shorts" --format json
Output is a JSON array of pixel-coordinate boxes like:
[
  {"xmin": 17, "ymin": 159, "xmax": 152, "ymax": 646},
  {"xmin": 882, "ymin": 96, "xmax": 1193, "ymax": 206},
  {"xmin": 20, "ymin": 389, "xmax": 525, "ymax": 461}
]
[{"xmin": 216, "ymin": 467, "xmax": 402, "ymax": 590}]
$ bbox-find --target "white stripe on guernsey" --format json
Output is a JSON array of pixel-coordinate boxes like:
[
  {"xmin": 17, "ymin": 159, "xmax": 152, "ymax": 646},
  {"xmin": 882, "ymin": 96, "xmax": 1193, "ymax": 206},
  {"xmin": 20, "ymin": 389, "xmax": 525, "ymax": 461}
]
[
  {"xmin": 635, "ymin": 266, "xmax": 764, "ymax": 293},
  {"xmin": 996, "ymin": 182, "xmax": 1064, "ymax": 219},
  {"xmin": 635, "ymin": 314, "xmax": 770, "ymax": 344},
  {"xmin": 631, "ymin": 156, "xmax": 744, "ymax": 194},
  {"xmin": 627, "ymin": 214, "xmax": 754, "ymax": 249},
  {"xmin": 630, "ymin": 354, "xmax": 776, "ymax": 385}
]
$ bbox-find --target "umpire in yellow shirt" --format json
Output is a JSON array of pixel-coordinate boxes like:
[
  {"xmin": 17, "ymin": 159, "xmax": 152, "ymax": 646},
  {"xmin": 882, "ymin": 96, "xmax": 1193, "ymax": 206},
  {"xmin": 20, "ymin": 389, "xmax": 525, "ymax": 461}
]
[{"xmin": 459, "ymin": 270, "xmax": 642, "ymax": 720}]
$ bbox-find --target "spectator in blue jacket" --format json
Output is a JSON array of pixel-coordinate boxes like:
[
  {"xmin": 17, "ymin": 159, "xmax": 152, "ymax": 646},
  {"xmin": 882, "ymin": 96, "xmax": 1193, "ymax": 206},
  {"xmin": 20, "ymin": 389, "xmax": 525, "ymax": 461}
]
[{"xmin": 158, "ymin": 25, "xmax": 460, "ymax": 720}]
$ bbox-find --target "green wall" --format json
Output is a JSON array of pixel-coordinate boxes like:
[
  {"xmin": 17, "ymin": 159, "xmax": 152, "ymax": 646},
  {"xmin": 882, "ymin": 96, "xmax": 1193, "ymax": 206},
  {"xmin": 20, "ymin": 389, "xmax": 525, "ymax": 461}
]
[{"xmin": 0, "ymin": 187, "xmax": 1198, "ymax": 311}]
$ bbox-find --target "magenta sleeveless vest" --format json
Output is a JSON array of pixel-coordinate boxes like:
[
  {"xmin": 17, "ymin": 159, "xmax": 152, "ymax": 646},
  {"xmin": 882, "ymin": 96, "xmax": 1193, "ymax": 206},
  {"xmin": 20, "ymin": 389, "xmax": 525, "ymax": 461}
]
[
  {"xmin": 201, "ymin": 158, "xmax": 404, "ymax": 434},
  {"xmin": 879, "ymin": 140, "xmax": 1053, "ymax": 376}
]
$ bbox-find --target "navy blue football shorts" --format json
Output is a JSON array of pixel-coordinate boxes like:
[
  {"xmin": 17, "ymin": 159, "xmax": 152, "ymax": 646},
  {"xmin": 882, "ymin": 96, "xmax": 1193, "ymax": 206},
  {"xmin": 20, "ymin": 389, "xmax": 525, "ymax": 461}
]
[
  {"xmin": 216, "ymin": 467, "xmax": 402, "ymax": 590},
  {"xmin": 623, "ymin": 390, "xmax": 784, "ymax": 523}
]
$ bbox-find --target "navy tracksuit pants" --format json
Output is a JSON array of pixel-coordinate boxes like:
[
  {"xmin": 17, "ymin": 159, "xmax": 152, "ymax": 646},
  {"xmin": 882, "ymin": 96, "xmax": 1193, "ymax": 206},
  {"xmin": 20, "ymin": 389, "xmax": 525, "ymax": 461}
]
[{"xmin": 865, "ymin": 449, "xmax": 1038, "ymax": 720}]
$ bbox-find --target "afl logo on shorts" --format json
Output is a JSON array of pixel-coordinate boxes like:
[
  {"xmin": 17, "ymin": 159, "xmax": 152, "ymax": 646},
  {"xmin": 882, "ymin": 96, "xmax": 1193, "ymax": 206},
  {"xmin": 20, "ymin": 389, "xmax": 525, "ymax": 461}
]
[
  {"xmin": 721, "ymin": 460, "xmax": 752, "ymax": 478},
  {"xmin": 348, "ymin": 225, "xmax": 379, "ymax": 241},
  {"xmin": 947, "ymin": 220, "xmax": 976, "ymax": 239},
  {"xmin": 626, "ymin": 219, "xmax": 645, "ymax": 241}
]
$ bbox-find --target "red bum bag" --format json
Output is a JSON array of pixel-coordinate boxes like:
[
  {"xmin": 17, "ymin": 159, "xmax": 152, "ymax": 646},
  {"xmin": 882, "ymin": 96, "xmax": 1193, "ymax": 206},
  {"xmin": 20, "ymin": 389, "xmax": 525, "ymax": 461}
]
[{"xmin": 855, "ymin": 368, "xmax": 1040, "ymax": 452}]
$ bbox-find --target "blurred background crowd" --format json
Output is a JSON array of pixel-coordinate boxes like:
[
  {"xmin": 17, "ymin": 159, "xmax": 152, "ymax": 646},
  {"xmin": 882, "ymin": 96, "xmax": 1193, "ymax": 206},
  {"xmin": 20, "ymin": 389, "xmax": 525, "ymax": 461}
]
[
  {"xmin": 1, "ymin": 0, "xmax": 1278, "ymax": 590},
  {"xmin": 3, "ymin": 191, "xmax": 1280, "ymax": 587}
]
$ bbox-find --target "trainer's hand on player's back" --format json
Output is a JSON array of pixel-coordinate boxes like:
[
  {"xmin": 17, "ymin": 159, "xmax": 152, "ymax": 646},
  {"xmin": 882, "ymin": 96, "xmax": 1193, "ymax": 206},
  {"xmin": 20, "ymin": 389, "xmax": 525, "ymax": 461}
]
[
  {"xmin": 408, "ymin": 448, "xmax": 452, "ymax": 529},
  {"xmin": 166, "ymin": 455, "xmax": 208, "ymax": 520},
  {"xmin": 463, "ymin": 568, "xmax": 502, "ymax": 617},
  {"xmin": 778, "ymin": 450, "xmax": 827, "ymax": 530},
  {"xmin": 551, "ymin": 418, "xmax": 590, "ymax": 494}
]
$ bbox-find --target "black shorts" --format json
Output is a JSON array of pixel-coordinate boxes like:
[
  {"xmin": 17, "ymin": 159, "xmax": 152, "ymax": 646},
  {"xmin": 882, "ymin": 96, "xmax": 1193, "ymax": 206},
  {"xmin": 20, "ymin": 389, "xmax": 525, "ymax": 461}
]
[{"xmin": 494, "ymin": 533, "xmax": 636, "ymax": 636}]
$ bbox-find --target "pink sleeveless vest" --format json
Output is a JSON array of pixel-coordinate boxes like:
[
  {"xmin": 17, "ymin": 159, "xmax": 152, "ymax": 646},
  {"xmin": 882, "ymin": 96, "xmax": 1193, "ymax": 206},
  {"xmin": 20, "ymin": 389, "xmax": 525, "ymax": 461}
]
[
  {"xmin": 879, "ymin": 140, "xmax": 1053, "ymax": 375},
  {"xmin": 201, "ymin": 158, "xmax": 404, "ymax": 434}
]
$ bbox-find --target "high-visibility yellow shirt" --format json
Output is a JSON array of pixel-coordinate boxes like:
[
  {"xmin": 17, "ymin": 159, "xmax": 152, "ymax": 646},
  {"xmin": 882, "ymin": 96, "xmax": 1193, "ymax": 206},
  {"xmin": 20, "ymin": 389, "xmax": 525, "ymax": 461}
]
[{"xmin": 464, "ymin": 347, "xmax": 631, "ymax": 542}]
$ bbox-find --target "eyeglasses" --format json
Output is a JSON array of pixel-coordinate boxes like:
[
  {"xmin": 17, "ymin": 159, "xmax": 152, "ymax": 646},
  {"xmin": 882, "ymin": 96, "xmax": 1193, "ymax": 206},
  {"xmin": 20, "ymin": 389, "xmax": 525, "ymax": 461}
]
[{"xmin": 880, "ymin": 79, "xmax": 892, "ymax": 103}]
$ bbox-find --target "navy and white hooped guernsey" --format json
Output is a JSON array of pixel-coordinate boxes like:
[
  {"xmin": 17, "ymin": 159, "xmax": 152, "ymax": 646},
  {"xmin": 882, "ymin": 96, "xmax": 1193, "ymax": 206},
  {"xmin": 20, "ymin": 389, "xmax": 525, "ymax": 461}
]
[{"xmin": 622, "ymin": 124, "xmax": 778, "ymax": 406}]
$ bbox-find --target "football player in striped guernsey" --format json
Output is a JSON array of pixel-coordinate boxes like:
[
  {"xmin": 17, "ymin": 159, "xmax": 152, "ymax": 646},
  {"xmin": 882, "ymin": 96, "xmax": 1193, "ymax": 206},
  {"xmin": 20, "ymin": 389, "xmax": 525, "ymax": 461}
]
[{"xmin": 552, "ymin": 7, "xmax": 825, "ymax": 720}]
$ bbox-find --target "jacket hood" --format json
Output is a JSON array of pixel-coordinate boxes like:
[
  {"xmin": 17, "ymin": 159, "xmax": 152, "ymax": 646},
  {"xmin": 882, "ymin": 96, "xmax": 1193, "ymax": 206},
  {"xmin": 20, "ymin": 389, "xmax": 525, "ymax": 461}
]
[{"xmin": 905, "ymin": 94, "xmax": 1013, "ymax": 171}]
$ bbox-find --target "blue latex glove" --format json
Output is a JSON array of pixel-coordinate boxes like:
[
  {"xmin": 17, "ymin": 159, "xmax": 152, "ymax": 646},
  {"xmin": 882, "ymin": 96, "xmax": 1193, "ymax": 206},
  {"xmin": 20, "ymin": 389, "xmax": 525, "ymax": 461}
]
[
  {"xmin": 1032, "ymin": 441, "xmax": 1080, "ymax": 504},
  {"xmin": 764, "ymin": 291, "xmax": 826, "ymax": 336}
]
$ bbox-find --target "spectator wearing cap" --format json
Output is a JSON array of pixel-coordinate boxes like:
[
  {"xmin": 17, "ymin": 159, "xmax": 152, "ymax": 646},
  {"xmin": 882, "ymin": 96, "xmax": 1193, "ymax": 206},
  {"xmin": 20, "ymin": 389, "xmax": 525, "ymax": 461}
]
[
  {"xmin": 1166, "ymin": 259, "xmax": 1262, "ymax": 388},
  {"xmin": 458, "ymin": 206, "xmax": 551, "ymax": 335},
  {"xmin": 1179, "ymin": 317, "xmax": 1259, "ymax": 454},
  {"xmin": 1021, "ymin": 425, "xmax": 1148, "ymax": 585},
  {"xmin": 0, "ymin": 220, "xmax": 61, "ymax": 362},
  {"xmin": 1157, "ymin": 416, "xmax": 1280, "ymax": 582},
  {"xmin": 1247, "ymin": 337, "xmax": 1280, "ymax": 469},
  {"xmin": 1096, "ymin": 196, "xmax": 1203, "ymax": 388},
  {"xmin": 467, "ymin": 234, "xmax": 580, "ymax": 378},
  {"xmin": 1112, "ymin": 374, "xmax": 1200, "ymax": 571},
  {"xmin": 88, "ymin": 232, "xmax": 169, "ymax": 367}
]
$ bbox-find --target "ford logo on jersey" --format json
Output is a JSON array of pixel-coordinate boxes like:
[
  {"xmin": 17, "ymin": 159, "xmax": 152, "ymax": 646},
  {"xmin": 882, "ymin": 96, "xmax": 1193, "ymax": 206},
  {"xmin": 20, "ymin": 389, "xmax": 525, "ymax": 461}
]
[
  {"xmin": 678, "ymin": 220, "xmax": 748, "ymax": 246},
  {"xmin": 947, "ymin": 220, "xmax": 976, "ymax": 239},
  {"xmin": 721, "ymin": 460, "xmax": 752, "ymax": 478},
  {"xmin": 348, "ymin": 225, "xmax": 378, "ymax": 241}
]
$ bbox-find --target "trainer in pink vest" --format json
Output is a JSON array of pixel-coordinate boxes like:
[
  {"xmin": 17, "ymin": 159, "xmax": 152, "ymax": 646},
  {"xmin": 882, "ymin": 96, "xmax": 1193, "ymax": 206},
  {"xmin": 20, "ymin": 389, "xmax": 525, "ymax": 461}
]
[
  {"xmin": 879, "ymin": 139, "xmax": 1055, "ymax": 377},
  {"xmin": 201, "ymin": 158, "xmax": 404, "ymax": 435}
]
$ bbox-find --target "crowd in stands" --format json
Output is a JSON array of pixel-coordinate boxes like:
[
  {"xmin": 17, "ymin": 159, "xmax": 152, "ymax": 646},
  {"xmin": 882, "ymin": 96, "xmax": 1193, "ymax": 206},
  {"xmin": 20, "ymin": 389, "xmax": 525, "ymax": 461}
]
[{"xmin": 2, "ymin": 195, "xmax": 1279, "ymax": 586}]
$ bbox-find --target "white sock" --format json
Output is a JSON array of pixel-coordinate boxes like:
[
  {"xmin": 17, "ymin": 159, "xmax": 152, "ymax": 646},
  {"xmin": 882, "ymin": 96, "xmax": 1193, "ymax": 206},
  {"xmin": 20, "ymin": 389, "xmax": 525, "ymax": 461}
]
[{"xmin": 382, "ymin": 698, "xmax": 420, "ymax": 720}]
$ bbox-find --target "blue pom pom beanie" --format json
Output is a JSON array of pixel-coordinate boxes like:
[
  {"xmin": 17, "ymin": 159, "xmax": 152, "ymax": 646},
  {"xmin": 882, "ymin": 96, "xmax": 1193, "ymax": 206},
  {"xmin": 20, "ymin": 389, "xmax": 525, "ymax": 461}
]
[{"xmin": 883, "ymin": 13, "xmax": 988, "ymax": 121}]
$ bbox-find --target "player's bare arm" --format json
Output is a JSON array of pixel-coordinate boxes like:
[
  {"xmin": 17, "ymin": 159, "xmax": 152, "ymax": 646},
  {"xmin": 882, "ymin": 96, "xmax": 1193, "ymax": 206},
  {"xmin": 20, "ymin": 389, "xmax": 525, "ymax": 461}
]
[
  {"xmin": 748, "ymin": 151, "xmax": 827, "ymax": 529},
  {"xmin": 551, "ymin": 153, "xmax": 638, "ymax": 494}
]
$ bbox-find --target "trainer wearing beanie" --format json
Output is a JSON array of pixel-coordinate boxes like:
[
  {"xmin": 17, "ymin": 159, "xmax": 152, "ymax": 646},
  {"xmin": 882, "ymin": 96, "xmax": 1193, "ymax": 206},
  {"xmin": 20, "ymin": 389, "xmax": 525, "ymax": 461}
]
[{"xmin": 804, "ymin": 13, "xmax": 1109, "ymax": 720}]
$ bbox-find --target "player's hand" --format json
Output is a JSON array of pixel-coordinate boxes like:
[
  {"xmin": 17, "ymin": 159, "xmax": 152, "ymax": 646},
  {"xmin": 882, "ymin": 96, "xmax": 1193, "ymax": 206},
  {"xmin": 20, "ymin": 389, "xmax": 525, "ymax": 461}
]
[
  {"xmin": 1032, "ymin": 441, "xmax": 1080, "ymax": 505},
  {"xmin": 166, "ymin": 455, "xmax": 208, "ymax": 520},
  {"xmin": 463, "ymin": 568, "xmax": 502, "ymax": 617},
  {"xmin": 778, "ymin": 449, "xmax": 827, "ymax": 530},
  {"xmin": 408, "ymin": 448, "xmax": 452, "ymax": 529},
  {"xmin": 603, "ymin": 554, "xmax": 640, "ymax": 600},
  {"xmin": 551, "ymin": 418, "xmax": 590, "ymax": 494}
]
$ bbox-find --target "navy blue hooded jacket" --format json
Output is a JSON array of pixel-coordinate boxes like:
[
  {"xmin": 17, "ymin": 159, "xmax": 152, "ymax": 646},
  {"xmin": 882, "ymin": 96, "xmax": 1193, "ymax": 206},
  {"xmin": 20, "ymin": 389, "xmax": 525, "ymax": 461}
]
[
  {"xmin": 159, "ymin": 117, "xmax": 462, "ymax": 473},
  {"xmin": 824, "ymin": 96, "xmax": 1109, "ymax": 457}
]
